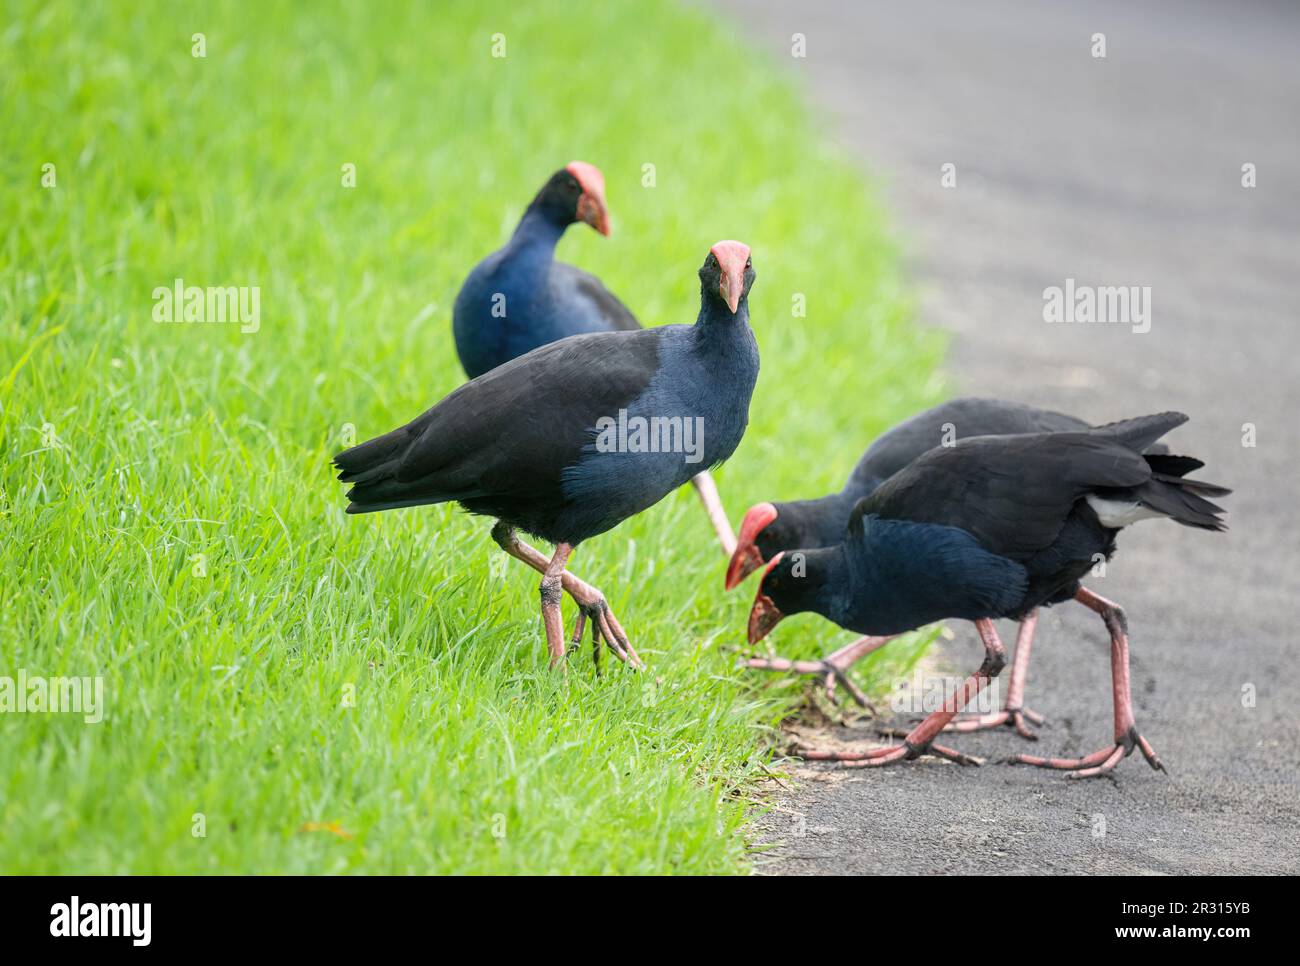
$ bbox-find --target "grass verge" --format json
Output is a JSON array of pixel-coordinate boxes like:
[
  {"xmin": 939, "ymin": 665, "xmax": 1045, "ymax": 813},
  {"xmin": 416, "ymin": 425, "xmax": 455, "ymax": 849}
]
[{"xmin": 0, "ymin": 0, "xmax": 943, "ymax": 873}]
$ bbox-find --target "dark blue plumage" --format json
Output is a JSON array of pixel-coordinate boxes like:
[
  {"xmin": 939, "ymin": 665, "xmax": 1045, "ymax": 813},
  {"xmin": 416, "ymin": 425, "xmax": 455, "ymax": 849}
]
[
  {"xmin": 336, "ymin": 241, "xmax": 759, "ymax": 667},
  {"xmin": 748, "ymin": 413, "xmax": 1227, "ymax": 641},
  {"xmin": 753, "ymin": 415, "xmax": 1229, "ymax": 777},
  {"xmin": 727, "ymin": 398, "xmax": 1096, "ymax": 587},
  {"xmin": 553, "ymin": 319, "xmax": 758, "ymax": 542},
  {"xmin": 452, "ymin": 162, "xmax": 637, "ymax": 379}
]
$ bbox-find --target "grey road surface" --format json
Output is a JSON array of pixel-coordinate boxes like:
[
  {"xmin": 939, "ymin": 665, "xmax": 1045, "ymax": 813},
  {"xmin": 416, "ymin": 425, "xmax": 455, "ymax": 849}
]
[{"xmin": 710, "ymin": 0, "xmax": 1300, "ymax": 874}]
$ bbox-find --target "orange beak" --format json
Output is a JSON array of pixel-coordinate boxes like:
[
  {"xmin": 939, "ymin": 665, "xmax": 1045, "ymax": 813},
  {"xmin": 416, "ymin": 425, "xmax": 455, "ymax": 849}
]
[
  {"xmin": 567, "ymin": 160, "xmax": 611, "ymax": 236},
  {"xmin": 724, "ymin": 502, "xmax": 777, "ymax": 590},
  {"xmin": 709, "ymin": 240, "xmax": 751, "ymax": 314},
  {"xmin": 746, "ymin": 552, "xmax": 786, "ymax": 644}
]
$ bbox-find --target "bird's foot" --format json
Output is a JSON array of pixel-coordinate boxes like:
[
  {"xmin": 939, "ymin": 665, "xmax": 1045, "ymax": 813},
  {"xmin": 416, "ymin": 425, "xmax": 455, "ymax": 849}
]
[
  {"xmin": 792, "ymin": 621, "xmax": 1005, "ymax": 770},
  {"xmin": 1008, "ymin": 726, "xmax": 1164, "ymax": 779},
  {"xmin": 796, "ymin": 730, "xmax": 984, "ymax": 769},
  {"xmin": 566, "ymin": 590, "xmax": 643, "ymax": 671},
  {"xmin": 744, "ymin": 653, "xmax": 874, "ymax": 711},
  {"xmin": 742, "ymin": 634, "xmax": 892, "ymax": 711},
  {"xmin": 942, "ymin": 705, "xmax": 1045, "ymax": 741}
]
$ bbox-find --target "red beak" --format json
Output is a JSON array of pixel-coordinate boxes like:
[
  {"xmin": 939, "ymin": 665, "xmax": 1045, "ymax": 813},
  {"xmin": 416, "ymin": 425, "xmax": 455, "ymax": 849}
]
[
  {"xmin": 567, "ymin": 160, "xmax": 611, "ymax": 236},
  {"xmin": 724, "ymin": 502, "xmax": 777, "ymax": 590},
  {"xmin": 746, "ymin": 552, "xmax": 786, "ymax": 644},
  {"xmin": 710, "ymin": 240, "xmax": 751, "ymax": 314},
  {"xmin": 747, "ymin": 593, "xmax": 784, "ymax": 645}
]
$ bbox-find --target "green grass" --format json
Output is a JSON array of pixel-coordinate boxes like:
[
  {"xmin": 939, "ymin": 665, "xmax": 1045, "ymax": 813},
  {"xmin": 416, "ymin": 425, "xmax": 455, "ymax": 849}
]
[{"xmin": 0, "ymin": 0, "xmax": 944, "ymax": 873}]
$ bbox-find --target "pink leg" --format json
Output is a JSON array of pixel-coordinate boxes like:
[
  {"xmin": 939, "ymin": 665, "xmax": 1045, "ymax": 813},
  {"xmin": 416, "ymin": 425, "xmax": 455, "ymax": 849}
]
[
  {"xmin": 539, "ymin": 543, "xmax": 573, "ymax": 668},
  {"xmin": 944, "ymin": 610, "xmax": 1045, "ymax": 740},
  {"xmin": 1010, "ymin": 589, "xmax": 1164, "ymax": 779},
  {"xmin": 794, "ymin": 620, "xmax": 1006, "ymax": 768},
  {"xmin": 744, "ymin": 634, "xmax": 895, "ymax": 709},
  {"xmin": 492, "ymin": 523, "xmax": 643, "ymax": 669},
  {"xmin": 690, "ymin": 471, "xmax": 736, "ymax": 556}
]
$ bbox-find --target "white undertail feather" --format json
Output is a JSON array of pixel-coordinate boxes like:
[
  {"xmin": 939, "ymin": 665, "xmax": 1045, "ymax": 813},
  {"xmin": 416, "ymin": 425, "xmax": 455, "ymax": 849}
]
[{"xmin": 1085, "ymin": 495, "xmax": 1165, "ymax": 528}]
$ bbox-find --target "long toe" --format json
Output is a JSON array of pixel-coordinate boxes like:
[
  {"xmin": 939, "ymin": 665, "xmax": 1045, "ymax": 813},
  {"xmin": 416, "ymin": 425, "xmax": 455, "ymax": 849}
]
[
  {"xmin": 1009, "ymin": 733, "xmax": 1164, "ymax": 779},
  {"xmin": 742, "ymin": 653, "xmax": 873, "ymax": 709},
  {"xmin": 575, "ymin": 597, "xmax": 641, "ymax": 670},
  {"xmin": 795, "ymin": 735, "xmax": 981, "ymax": 770},
  {"xmin": 943, "ymin": 707, "xmax": 1043, "ymax": 741}
]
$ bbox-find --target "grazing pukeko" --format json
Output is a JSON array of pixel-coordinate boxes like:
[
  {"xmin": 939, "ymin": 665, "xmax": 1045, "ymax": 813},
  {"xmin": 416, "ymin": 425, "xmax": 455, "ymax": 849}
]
[
  {"xmin": 452, "ymin": 162, "xmax": 737, "ymax": 553},
  {"xmin": 726, "ymin": 396, "xmax": 1109, "ymax": 733},
  {"xmin": 337, "ymin": 241, "xmax": 759, "ymax": 668},
  {"xmin": 745, "ymin": 413, "xmax": 1228, "ymax": 777}
]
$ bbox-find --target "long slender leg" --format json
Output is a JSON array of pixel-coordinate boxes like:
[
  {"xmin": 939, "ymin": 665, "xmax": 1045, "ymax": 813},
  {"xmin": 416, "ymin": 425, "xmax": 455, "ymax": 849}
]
[
  {"xmin": 744, "ymin": 634, "xmax": 895, "ymax": 709},
  {"xmin": 794, "ymin": 619, "xmax": 1007, "ymax": 768},
  {"xmin": 944, "ymin": 611, "xmax": 1045, "ymax": 740},
  {"xmin": 491, "ymin": 522, "xmax": 643, "ymax": 669},
  {"xmin": 1010, "ymin": 588, "xmax": 1164, "ymax": 779},
  {"xmin": 539, "ymin": 543, "xmax": 573, "ymax": 667},
  {"xmin": 690, "ymin": 471, "xmax": 736, "ymax": 556}
]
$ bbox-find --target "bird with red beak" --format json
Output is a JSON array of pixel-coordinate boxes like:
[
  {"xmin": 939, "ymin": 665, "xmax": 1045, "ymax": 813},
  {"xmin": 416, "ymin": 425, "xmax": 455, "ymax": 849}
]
[
  {"xmin": 452, "ymin": 164, "xmax": 747, "ymax": 560},
  {"xmin": 339, "ymin": 239, "xmax": 761, "ymax": 672},
  {"xmin": 706, "ymin": 239, "xmax": 753, "ymax": 315},
  {"xmin": 724, "ymin": 396, "xmax": 1168, "ymax": 725},
  {"xmin": 453, "ymin": 160, "xmax": 621, "ymax": 380},
  {"xmin": 739, "ymin": 412, "xmax": 1227, "ymax": 776},
  {"xmin": 566, "ymin": 160, "xmax": 611, "ymax": 236}
]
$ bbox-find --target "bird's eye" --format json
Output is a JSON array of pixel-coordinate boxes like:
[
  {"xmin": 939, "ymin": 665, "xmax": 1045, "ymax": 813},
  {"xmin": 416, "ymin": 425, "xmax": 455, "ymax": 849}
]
[{"xmin": 745, "ymin": 259, "xmax": 752, "ymax": 269}]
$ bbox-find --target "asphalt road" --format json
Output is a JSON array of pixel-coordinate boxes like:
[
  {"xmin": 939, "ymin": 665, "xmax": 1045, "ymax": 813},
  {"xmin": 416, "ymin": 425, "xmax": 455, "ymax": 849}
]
[{"xmin": 709, "ymin": 0, "xmax": 1300, "ymax": 874}]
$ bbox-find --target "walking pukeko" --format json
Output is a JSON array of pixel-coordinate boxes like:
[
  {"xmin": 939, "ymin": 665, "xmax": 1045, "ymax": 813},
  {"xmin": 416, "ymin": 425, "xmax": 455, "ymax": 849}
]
[
  {"xmin": 337, "ymin": 241, "xmax": 759, "ymax": 668},
  {"xmin": 452, "ymin": 162, "xmax": 737, "ymax": 553},
  {"xmin": 726, "ymin": 396, "xmax": 1114, "ymax": 734},
  {"xmin": 745, "ymin": 413, "xmax": 1228, "ymax": 777}
]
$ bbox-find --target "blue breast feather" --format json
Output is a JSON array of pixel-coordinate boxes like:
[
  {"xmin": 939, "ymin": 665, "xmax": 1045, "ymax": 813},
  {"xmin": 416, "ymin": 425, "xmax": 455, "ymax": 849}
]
[
  {"xmin": 557, "ymin": 324, "xmax": 759, "ymax": 536},
  {"xmin": 838, "ymin": 514, "xmax": 1029, "ymax": 634},
  {"xmin": 454, "ymin": 256, "xmax": 614, "ymax": 378}
]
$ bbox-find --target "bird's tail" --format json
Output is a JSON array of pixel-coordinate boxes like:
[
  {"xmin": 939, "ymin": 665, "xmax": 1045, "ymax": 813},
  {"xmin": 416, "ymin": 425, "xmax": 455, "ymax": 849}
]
[
  {"xmin": 1089, "ymin": 413, "xmax": 1230, "ymax": 532},
  {"xmin": 1093, "ymin": 411, "xmax": 1188, "ymax": 453},
  {"xmin": 333, "ymin": 426, "xmax": 430, "ymax": 514},
  {"xmin": 1138, "ymin": 451, "xmax": 1231, "ymax": 531}
]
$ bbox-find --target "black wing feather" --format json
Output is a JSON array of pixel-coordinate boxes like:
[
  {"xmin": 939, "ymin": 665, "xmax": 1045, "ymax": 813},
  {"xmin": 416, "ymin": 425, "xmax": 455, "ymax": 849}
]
[
  {"xmin": 858, "ymin": 424, "xmax": 1162, "ymax": 559},
  {"xmin": 335, "ymin": 328, "xmax": 662, "ymax": 513}
]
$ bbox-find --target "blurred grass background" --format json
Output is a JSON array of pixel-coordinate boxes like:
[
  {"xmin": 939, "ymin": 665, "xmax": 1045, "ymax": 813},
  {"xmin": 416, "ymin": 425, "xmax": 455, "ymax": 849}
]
[{"xmin": 0, "ymin": 0, "xmax": 944, "ymax": 873}]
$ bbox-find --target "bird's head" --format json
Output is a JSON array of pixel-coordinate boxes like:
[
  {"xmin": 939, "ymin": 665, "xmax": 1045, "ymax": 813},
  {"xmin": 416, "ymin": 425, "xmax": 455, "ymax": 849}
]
[
  {"xmin": 746, "ymin": 546, "xmax": 837, "ymax": 644},
  {"xmin": 536, "ymin": 161, "xmax": 611, "ymax": 235},
  {"xmin": 747, "ymin": 551, "xmax": 793, "ymax": 645},
  {"xmin": 724, "ymin": 501, "xmax": 782, "ymax": 590},
  {"xmin": 700, "ymin": 240, "xmax": 755, "ymax": 315}
]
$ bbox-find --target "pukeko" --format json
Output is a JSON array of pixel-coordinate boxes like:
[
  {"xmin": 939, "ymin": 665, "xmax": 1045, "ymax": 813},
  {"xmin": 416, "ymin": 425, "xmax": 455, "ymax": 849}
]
[
  {"xmin": 452, "ymin": 162, "xmax": 737, "ymax": 554},
  {"xmin": 726, "ymin": 396, "xmax": 1111, "ymax": 734},
  {"xmin": 337, "ymin": 241, "xmax": 759, "ymax": 668},
  {"xmin": 745, "ymin": 413, "xmax": 1228, "ymax": 777}
]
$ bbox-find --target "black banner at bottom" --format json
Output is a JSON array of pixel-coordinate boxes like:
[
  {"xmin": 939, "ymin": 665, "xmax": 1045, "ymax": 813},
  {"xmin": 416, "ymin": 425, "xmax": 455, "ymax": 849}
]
[{"xmin": 0, "ymin": 874, "xmax": 1280, "ymax": 951}]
